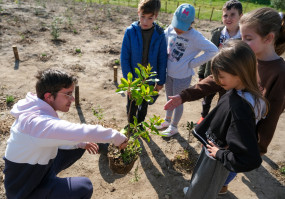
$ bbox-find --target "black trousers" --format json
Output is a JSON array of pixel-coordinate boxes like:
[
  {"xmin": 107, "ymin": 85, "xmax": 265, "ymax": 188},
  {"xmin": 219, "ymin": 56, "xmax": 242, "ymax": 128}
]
[
  {"xmin": 201, "ymin": 93, "xmax": 216, "ymax": 118},
  {"xmin": 201, "ymin": 90, "xmax": 226, "ymax": 118},
  {"xmin": 126, "ymin": 96, "xmax": 149, "ymax": 124}
]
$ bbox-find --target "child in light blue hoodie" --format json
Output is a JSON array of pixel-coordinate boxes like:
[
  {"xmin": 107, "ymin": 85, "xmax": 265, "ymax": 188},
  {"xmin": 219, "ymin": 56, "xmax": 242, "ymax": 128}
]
[{"xmin": 155, "ymin": 4, "xmax": 218, "ymax": 137}]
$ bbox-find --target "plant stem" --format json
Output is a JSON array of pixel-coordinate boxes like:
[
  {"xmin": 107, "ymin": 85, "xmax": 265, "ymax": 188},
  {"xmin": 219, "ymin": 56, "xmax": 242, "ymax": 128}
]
[{"xmin": 127, "ymin": 98, "xmax": 135, "ymax": 138}]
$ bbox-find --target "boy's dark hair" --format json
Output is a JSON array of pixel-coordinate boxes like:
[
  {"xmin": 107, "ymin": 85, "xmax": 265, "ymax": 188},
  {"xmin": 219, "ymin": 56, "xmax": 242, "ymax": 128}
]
[
  {"xmin": 138, "ymin": 0, "xmax": 161, "ymax": 15},
  {"xmin": 223, "ymin": 0, "xmax": 243, "ymax": 15},
  {"xmin": 35, "ymin": 68, "xmax": 77, "ymax": 100}
]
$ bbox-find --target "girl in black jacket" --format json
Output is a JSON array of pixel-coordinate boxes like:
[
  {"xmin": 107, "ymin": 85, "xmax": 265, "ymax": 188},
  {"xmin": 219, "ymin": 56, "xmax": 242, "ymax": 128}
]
[{"xmin": 184, "ymin": 40, "xmax": 268, "ymax": 199}]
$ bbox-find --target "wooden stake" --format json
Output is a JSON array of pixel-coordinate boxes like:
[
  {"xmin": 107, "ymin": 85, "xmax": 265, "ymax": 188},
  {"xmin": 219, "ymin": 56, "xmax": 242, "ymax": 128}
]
[
  {"xmin": 210, "ymin": 7, "xmax": 214, "ymax": 21},
  {"xmin": 198, "ymin": 7, "xmax": 200, "ymax": 19},
  {"xmin": 75, "ymin": 85, "xmax": 79, "ymax": 106},
  {"xmin": 13, "ymin": 46, "xmax": 19, "ymax": 60},
  {"xmin": 114, "ymin": 66, "xmax": 118, "ymax": 83}
]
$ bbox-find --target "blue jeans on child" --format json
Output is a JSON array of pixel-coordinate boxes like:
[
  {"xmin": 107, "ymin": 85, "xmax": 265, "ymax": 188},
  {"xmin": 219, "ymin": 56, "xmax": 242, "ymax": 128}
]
[{"xmin": 224, "ymin": 172, "xmax": 237, "ymax": 186}]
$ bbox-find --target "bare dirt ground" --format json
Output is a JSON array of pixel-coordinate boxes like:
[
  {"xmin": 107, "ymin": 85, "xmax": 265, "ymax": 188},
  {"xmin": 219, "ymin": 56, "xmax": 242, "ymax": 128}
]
[{"xmin": 0, "ymin": 1, "xmax": 284, "ymax": 198}]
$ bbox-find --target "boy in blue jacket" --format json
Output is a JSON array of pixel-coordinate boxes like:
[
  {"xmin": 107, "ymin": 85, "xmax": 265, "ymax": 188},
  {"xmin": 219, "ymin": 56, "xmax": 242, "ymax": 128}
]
[{"xmin": 120, "ymin": 0, "xmax": 167, "ymax": 124}]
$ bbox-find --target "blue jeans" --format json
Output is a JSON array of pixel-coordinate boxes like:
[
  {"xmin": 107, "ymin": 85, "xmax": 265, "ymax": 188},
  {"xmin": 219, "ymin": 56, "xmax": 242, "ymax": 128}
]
[
  {"xmin": 29, "ymin": 149, "xmax": 93, "ymax": 199},
  {"xmin": 224, "ymin": 172, "xmax": 237, "ymax": 186}
]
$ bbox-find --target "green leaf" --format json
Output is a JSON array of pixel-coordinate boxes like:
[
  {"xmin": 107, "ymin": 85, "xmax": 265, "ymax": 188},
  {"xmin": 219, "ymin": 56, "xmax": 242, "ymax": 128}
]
[
  {"xmin": 136, "ymin": 98, "xmax": 143, "ymax": 105},
  {"xmin": 127, "ymin": 72, "xmax": 133, "ymax": 82},
  {"xmin": 134, "ymin": 67, "xmax": 140, "ymax": 75},
  {"xmin": 130, "ymin": 78, "xmax": 140, "ymax": 86},
  {"xmin": 146, "ymin": 86, "xmax": 150, "ymax": 94},
  {"xmin": 118, "ymin": 83, "xmax": 126, "ymax": 88},
  {"xmin": 150, "ymin": 91, "xmax": 158, "ymax": 96},
  {"xmin": 141, "ymin": 85, "xmax": 145, "ymax": 93},
  {"xmin": 142, "ymin": 122, "xmax": 149, "ymax": 128},
  {"xmin": 121, "ymin": 78, "xmax": 129, "ymax": 86},
  {"xmin": 133, "ymin": 116, "xmax": 138, "ymax": 126},
  {"xmin": 144, "ymin": 96, "xmax": 152, "ymax": 102}
]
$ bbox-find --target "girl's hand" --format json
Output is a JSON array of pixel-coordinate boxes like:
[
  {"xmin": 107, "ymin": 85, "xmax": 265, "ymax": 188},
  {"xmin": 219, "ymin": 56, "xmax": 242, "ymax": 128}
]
[
  {"xmin": 119, "ymin": 138, "xmax": 128, "ymax": 150},
  {"xmin": 164, "ymin": 95, "xmax": 182, "ymax": 110},
  {"xmin": 206, "ymin": 140, "xmax": 219, "ymax": 158},
  {"xmin": 85, "ymin": 142, "xmax": 99, "ymax": 154}
]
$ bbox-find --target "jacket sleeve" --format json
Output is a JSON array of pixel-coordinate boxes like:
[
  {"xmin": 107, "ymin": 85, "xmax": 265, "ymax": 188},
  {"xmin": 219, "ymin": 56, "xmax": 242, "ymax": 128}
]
[
  {"xmin": 215, "ymin": 119, "xmax": 262, "ymax": 172},
  {"xmin": 188, "ymin": 32, "xmax": 218, "ymax": 69},
  {"xmin": 197, "ymin": 27, "xmax": 220, "ymax": 79},
  {"xmin": 257, "ymin": 73, "xmax": 285, "ymax": 154},
  {"xmin": 157, "ymin": 33, "xmax": 167, "ymax": 85},
  {"xmin": 21, "ymin": 115, "xmax": 127, "ymax": 147},
  {"xmin": 120, "ymin": 28, "xmax": 132, "ymax": 79},
  {"xmin": 180, "ymin": 75, "xmax": 224, "ymax": 103}
]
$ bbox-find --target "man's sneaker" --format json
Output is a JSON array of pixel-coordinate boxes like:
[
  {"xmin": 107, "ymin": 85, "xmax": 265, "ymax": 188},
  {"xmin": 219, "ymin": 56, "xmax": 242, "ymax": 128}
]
[
  {"xmin": 197, "ymin": 117, "xmax": 204, "ymax": 124},
  {"xmin": 218, "ymin": 186, "xmax": 228, "ymax": 195},
  {"xmin": 161, "ymin": 125, "xmax": 178, "ymax": 137},
  {"xmin": 154, "ymin": 121, "xmax": 170, "ymax": 130},
  {"xmin": 183, "ymin": 187, "xmax": 188, "ymax": 195}
]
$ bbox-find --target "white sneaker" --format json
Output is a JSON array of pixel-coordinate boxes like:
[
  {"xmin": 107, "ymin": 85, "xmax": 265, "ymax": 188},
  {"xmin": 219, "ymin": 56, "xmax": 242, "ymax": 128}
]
[
  {"xmin": 154, "ymin": 121, "xmax": 170, "ymax": 130},
  {"xmin": 183, "ymin": 187, "xmax": 188, "ymax": 195},
  {"xmin": 161, "ymin": 125, "xmax": 178, "ymax": 137}
]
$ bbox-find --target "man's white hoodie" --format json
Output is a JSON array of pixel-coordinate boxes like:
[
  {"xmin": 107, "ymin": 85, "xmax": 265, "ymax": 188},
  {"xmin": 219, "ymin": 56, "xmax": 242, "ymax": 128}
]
[{"xmin": 3, "ymin": 92, "xmax": 126, "ymax": 198}]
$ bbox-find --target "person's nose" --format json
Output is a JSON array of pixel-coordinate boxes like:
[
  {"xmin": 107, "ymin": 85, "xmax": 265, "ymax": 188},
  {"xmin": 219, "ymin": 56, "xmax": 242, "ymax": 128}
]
[{"xmin": 69, "ymin": 95, "xmax": 75, "ymax": 102}]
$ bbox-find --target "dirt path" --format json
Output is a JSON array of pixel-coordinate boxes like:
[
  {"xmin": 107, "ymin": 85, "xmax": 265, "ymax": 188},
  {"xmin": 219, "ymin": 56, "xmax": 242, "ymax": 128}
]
[{"xmin": 0, "ymin": 1, "xmax": 284, "ymax": 199}]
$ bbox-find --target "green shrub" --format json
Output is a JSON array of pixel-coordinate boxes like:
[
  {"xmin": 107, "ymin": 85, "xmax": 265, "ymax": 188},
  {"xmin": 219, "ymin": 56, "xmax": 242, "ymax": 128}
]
[
  {"xmin": 114, "ymin": 59, "xmax": 120, "ymax": 65},
  {"xmin": 75, "ymin": 48, "xmax": 81, "ymax": 53},
  {"xmin": 51, "ymin": 17, "xmax": 61, "ymax": 40},
  {"xmin": 271, "ymin": 0, "xmax": 285, "ymax": 10},
  {"xmin": 6, "ymin": 95, "xmax": 14, "ymax": 104},
  {"xmin": 280, "ymin": 166, "xmax": 285, "ymax": 175},
  {"xmin": 245, "ymin": 0, "xmax": 271, "ymax": 5}
]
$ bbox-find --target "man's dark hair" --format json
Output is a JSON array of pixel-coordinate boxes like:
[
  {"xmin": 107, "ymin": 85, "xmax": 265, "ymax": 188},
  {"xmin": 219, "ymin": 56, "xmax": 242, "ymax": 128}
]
[
  {"xmin": 35, "ymin": 68, "xmax": 77, "ymax": 100},
  {"xmin": 223, "ymin": 0, "xmax": 243, "ymax": 15},
  {"xmin": 138, "ymin": 0, "xmax": 161, "ymax": 15}
]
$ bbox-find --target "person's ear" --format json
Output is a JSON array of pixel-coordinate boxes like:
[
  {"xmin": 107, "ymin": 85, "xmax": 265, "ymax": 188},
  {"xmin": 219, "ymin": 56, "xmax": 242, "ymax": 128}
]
[
  {"xmin": 264, "ymin": 32, "xmax": 275, "ymax": 44},
  {"xmin": 154, "ymin": 14, "xmax": 158, "ymax": 20},
  {"xmin": 44, "ymin": 92, "xmax": 54, "ymax": 103},
  {"xmin": 238, "ymin": 13, "xmax": 243, "ymax": 19}
]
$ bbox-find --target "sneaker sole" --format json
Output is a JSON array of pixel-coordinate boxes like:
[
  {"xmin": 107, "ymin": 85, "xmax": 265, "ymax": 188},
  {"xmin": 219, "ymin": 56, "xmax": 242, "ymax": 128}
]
[{"xmin": 161, "ymin": 132, "xmax": 178, "ymax": 137}]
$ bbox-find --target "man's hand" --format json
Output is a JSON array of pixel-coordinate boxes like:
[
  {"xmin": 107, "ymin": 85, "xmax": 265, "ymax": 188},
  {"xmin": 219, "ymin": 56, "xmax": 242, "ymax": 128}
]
[
  {"xmin": 85, "ymin": 142, "xmax": 99, "ymax": 154},
  {"xmin": 164, "ymin": 95, "xmax": 182, "ymax": 110},
  {"xmin": 119, "ymin": 138, "xmax": 128, "ymax": 150}
]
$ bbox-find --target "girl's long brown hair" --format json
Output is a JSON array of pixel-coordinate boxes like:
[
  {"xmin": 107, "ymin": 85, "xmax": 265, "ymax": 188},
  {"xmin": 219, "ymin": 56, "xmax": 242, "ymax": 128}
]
[{"xmin": 211, "ymin": 40, "xmax": 268, "ymax": 118}]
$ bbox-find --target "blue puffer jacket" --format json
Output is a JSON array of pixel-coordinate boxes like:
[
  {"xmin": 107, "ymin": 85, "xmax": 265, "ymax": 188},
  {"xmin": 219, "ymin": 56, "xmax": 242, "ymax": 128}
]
[{"xmin": 120, "ymin": 21, "xmax": 167, "ymax": 85}]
